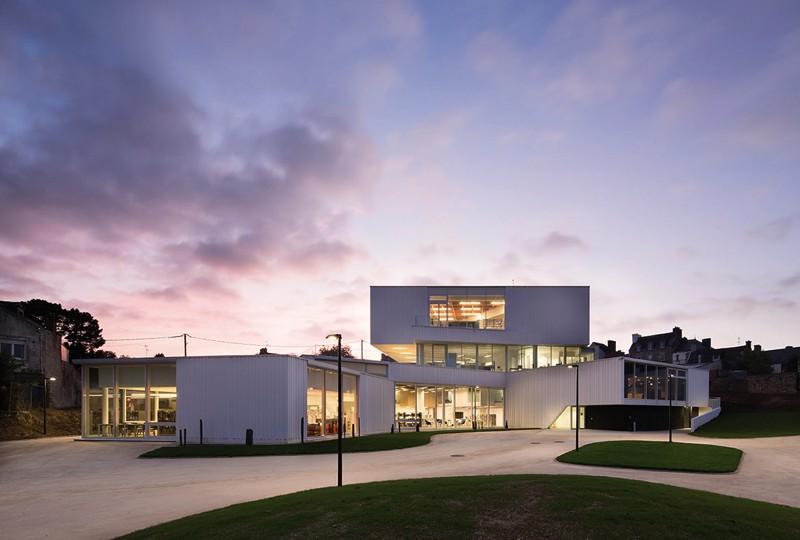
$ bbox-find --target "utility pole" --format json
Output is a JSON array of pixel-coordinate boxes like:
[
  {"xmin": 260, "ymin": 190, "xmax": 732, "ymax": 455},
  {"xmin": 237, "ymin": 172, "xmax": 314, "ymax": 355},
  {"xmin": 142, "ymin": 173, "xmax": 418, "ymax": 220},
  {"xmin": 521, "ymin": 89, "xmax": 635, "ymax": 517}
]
[{"xmin": 183, "ymin": 333, "xmax": 188, "ymax": 357}]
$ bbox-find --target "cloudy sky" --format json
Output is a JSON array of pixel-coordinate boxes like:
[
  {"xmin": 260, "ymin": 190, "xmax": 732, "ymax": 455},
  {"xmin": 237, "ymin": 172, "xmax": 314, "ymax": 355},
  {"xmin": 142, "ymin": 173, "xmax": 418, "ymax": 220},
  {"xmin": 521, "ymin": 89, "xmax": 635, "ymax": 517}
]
[{"xmin": 1, "ymin": 0, "xmax": 798, "ymax": 357}]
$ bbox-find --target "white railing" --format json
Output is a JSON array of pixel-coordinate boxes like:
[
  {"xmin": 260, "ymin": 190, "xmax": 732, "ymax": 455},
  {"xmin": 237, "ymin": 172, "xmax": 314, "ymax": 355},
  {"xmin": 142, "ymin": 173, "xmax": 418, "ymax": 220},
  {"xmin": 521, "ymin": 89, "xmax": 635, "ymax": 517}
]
[{"xmin": 690, "ymin": 405, "xmax": 721, "ymax": 432}]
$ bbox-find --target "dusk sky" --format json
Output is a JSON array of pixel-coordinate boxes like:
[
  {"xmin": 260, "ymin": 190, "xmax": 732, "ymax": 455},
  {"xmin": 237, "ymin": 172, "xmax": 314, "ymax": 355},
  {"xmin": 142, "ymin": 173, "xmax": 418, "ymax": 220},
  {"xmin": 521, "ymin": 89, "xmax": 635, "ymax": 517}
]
[{"xmin": 1, "ymin": 0, "xmax": 798, "ymax": 358}]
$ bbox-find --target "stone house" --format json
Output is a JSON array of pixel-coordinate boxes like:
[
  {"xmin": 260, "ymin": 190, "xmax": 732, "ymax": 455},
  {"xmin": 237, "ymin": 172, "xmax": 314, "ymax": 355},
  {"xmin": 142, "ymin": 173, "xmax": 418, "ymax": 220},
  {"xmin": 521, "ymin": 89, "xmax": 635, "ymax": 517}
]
[{"xmin": 0, "ymin": 302, "xmax": 81, "ymax": 408}]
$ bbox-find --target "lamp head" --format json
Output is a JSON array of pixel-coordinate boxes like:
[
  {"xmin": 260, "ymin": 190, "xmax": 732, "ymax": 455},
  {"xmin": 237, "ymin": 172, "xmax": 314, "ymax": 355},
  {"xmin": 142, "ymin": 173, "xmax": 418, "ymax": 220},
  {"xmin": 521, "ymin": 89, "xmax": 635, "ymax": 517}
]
[
  {"xmin": 48, "ymin": 377, "xmax": 56, "ymax": 381},
  {"xmin": 326, "ymin": 333, "xmax": 342, "ymax": 340},
  {"xmin": 567, "ymin": 364, "xmax": 575, "ymax": 369}
]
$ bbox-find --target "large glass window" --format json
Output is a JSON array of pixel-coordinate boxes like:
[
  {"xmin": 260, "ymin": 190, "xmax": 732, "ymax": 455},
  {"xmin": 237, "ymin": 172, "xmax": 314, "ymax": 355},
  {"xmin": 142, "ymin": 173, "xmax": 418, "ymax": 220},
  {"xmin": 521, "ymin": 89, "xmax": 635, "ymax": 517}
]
[
  {"xmin": 646, "ymin": 365, "xmax": 657, "ymax": 399},
  {"xmin": 657, "ymin": 367, "xmax": 668, "ymax": 400},
  {"xmin": 624, "ymin": 361, "xmax": 687, "ymax": 402},
  {"xmin": 396, "ymin": 384, "xmax": 503, "ymax": 431},
  {"xmin": 422, "ymin": 344, "xmax": 446, "ymax": 367},
  {"xmin": 148, "ymin": 365, "xmax": 176, "ymax": 437},
  {"xmin": 537, "ymin": 346, "xmax": 550, "ymax": 367},
  {"xmin": 427, "ymin": 290, "xmax": 505, "ymax": 330},
  {"xmin": 634, "ymin": 363, "xmax": 646, "ymax": 399},
  {"xmin": 565, "ymin": 346, "xmax": 582, "ymax": 365},
  {"xmin": 117, "ymin": 366, "xmax": 146, "ymax": 438},
  {"xmin": 342, "ymin": 373, "xmax": 358, "ymax": 436},
  {"xmin": 324, "ymin": 370, "xmax": 339, "ymax": 435},
  {"xmin": 492, "ymin": 345, "xmax": 506, "ymax": 371},
  {"xmin": 454, "ymin": 386, "xmax": 474, "ymax": 429},
  {"xmin": 86, "ymin": 366, "xmax": 115, "ymax": 437},
  {"xmin": 84, "ymin": 364, "xmax": 177, "ymax": 439},
  {"xmin": 307, "ymin": 367, "xmax": 324, "ymax": 437},
  {"xmin": 477, "ymin": 344, "xmax": 493, "ymax": 370},
  {"xmin": 624, "ymin": 362, "xmax": 635, "ymax": 398},
  {"xmin": 461, "ymin": 344, "xmax": 478, "ymax": 369},
  {"xmin": 395, "ymin": 384, "xmax": 417, "ymax": 429}
]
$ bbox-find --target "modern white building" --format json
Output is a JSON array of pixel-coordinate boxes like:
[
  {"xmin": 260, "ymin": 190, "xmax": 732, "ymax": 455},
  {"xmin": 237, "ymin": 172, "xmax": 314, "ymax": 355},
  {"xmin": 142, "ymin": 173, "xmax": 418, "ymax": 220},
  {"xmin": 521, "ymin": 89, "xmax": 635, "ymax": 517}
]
[{"xmin": 74, "ymin": 285, "xmax": 714, "ymax": 443}]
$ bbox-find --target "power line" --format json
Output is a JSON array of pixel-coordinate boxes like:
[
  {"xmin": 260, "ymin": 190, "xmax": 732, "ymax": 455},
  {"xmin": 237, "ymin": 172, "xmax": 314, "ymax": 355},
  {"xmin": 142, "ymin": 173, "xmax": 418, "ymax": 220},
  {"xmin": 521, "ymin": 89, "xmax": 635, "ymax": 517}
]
[{"xmin": 104, "ymin": 335, "xmax": 183, "ymax": 342}]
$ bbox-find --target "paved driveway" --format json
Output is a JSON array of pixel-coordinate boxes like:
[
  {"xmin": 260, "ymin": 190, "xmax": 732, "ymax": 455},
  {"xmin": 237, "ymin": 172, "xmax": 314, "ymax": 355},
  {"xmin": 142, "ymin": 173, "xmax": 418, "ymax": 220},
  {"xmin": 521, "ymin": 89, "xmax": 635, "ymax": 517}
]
[{"xmin": 1, "ymin": 429, "xmax": 798, "ymax": 539}]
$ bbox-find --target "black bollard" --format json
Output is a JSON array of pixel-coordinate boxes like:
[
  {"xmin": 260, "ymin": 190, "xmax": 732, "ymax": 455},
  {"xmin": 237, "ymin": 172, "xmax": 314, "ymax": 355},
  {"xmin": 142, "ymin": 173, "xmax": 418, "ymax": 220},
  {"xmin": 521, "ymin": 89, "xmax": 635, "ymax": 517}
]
[
  {"xmin": 391, "ymin": 424, "xmax": 395, "ymax": 434},
  {"xmin": 179, "ymin": 429, "xmax": 183, "ymax": 446},
  {"xmin": 245, "ymin": 428, "xmax": 253, "ymax": 446},
  {"xmin": 505, "ymin": 420, "xmax": 508, "ymax": 430},
  {"xmin": 200, "ymin": 419, "xmax": 204, "ymax": 445},
  {"xmin": 351, "ymin": 423, "xmax": 355, "ymax": 438},
  {"xmin": 301, "ymin": 417, "xmax": 305, "ymax": 444}
]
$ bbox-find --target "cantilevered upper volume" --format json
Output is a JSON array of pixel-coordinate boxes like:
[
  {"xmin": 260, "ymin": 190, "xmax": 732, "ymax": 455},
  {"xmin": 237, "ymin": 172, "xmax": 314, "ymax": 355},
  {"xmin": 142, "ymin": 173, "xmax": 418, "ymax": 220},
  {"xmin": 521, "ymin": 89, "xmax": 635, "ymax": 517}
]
[{"xmin": 370, "ymin": 285, "xmax": 590, "ymax": 368}]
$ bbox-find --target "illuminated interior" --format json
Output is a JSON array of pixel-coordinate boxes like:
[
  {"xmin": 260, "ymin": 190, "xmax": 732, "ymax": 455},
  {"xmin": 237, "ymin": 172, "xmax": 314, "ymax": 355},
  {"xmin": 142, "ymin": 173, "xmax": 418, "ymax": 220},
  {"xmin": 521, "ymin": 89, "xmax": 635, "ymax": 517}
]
[
  {"xmin": 395, "ymin": 384, "xmax": 504, "ymax": 430},
  {"xmin": 306, "ymin": 366, "xmax": 357, "ymax": 438},
  {"xmin": 429, "ymin": 293, "xmax": 505, "ymax": 329},
  {"xmin": 83, "ymin": 364, "xmax": 176, "ymax": 438}
]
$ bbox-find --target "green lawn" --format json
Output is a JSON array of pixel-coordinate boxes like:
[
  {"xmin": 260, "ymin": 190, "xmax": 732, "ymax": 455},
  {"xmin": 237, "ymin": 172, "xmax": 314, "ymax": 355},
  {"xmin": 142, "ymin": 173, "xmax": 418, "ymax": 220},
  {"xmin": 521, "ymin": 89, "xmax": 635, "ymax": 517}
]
[
  {"xmin": 691, "ymin": 410, "xmax": 800, "ymax": 438},
  {"xmin": 556, "ymin": 440, "xmax": 742, "ymax": 473},
  {"xmin": 119, "ymin": 475, "xmax": 800, "ymax": 540},
  {"xmin": 140, "ymin": 428, "xmax": 525, "ymax": 458}
]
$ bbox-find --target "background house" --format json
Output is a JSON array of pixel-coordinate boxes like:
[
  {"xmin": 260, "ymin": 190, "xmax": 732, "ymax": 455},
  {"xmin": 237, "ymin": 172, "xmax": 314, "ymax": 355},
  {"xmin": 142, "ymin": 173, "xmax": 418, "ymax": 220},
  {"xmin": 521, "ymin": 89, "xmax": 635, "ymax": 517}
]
[{"xmin": 0, "ymin": 302, "xmax": 81, "ymax": 408}]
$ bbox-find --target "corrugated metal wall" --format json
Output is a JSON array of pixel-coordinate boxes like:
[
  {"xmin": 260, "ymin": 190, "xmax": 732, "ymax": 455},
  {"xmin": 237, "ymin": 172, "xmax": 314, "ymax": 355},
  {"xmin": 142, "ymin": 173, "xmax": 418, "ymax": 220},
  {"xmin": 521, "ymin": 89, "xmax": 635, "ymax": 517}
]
[
  {"xmin": 177, "ymin": 355, "xmax": 303, "ymax": 444},
  {"xmin": 505, "ymin": 359, "xmax": 623, "ymax": 428},
  {"xmin": 687, "ymin": 367, "xmax": 710, "ymax": 407},
  {"xmin": 358, "ymin": 374, "xmax": 395, "ymax": 435}
]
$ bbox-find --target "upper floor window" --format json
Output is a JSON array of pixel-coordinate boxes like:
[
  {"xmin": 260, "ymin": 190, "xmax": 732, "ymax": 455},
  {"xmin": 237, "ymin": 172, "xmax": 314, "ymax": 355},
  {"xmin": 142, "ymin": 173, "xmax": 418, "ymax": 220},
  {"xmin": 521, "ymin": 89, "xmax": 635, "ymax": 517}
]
[
  {"xmin": 428, "ymin": 292, "xmax": 505, "ymax": 330},
  {"xmin": 1, "ymin": 342, "xmax": 25, "ymax": 360}
]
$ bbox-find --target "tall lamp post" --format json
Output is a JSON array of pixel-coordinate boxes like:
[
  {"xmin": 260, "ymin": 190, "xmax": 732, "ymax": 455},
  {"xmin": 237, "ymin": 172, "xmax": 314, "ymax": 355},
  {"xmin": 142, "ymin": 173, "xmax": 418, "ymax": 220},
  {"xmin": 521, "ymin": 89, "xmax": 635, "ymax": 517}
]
[
  {"xmin": 325, "ymin": 333, "xmax": 343, "ymax": 487},
  {"xmin": 567, "ymin": 363, "xmax": 580, "ymax": 451},
  {"xmin": 668, "ymin": 374, "xmax": 674, "ymax": 443},
  {"xmin": 42, "ymin": 376, "xmax": 56, "ymax": 435}
]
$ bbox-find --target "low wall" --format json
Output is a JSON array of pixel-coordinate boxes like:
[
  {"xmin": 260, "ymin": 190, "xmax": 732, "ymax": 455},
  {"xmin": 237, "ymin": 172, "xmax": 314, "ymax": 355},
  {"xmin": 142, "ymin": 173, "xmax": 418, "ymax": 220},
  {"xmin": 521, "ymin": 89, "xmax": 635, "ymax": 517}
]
[
  {"xmin": 746, "ymin": 373, "xmax": 798, "ymax": 394},
  {"xmin": 690, "ymin": 407, "xmax": 721, "ymax": 432}
]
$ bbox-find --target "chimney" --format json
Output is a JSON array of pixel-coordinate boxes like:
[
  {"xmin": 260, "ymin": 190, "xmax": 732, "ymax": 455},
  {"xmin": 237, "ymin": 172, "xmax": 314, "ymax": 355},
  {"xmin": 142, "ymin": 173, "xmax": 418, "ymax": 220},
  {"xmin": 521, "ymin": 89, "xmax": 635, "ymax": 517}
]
[
  {"xmin": 673, "ymin": 326, "xmax": 682, "ymax": 339},
  {"xmin": 607, "ymin": 340, "xmax": 616, "ymax": 353},
  {"xmin": 702, "ymin": 338, "xmax": 711, "ymax": 348},
  {"xmin": 745, "ymin": 340, "xmax": 752, "ymax": 350},
  {"xmin": 632, "ymin": 333, "xmax": 641, "ymax": 344},
  {"xmin": 754, "ymin": 344, "xmax": 762, "ymax": 352}
]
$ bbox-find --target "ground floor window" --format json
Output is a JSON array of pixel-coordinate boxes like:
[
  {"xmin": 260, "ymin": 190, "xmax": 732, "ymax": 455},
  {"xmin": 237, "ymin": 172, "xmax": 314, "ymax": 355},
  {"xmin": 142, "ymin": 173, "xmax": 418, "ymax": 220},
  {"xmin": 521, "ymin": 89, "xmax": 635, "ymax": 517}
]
[
  {"xmin": 394, "ymin": 384, "xmax": 504, "ymax": 430},
  {"xmin": 624, "ymin": 361, "xmax": 686, "ymax": 401},
  {"xmin": 306, "ymin": 367, "xmax": 357, "ymax": 438},
  {"xmin": 83, "ymin": 364, "xmax": 176, "ymax": 439}
]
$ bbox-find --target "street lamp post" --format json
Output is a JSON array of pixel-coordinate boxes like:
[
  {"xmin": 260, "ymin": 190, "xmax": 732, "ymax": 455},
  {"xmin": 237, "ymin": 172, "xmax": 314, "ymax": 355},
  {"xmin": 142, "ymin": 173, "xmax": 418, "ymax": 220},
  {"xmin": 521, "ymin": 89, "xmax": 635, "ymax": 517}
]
[
  {"xmin": 668, "ymin": 374, "xmax": 674, "ymax": 443},
  {"xmin": 567, "ymin": 363, "xmax": 579, "ymax": 451},
  {"xmin": 42, "ymin": 376, "xmax": 56, "ymax": 435},
  {"xmin": 326, "ymin": 333, "xmax": 343, "ymax": 487}
]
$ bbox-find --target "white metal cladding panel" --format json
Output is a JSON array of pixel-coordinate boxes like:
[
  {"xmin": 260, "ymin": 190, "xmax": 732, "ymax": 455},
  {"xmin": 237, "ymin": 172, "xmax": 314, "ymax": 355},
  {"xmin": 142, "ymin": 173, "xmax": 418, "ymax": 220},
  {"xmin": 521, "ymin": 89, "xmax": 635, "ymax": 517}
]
[
  {"xmin": 286, "ymin": 357, "xmax": 308, "ymax": 443},
  {"xmin": 687, "ymin": 368, "xmax": 710, "ymax": 407},
  {"xmin": 177, "ymin": 356, "xmax": 295, "ymax": 444},
  {"xmin": 388, "ymin": 363, "xmax": 507, "ymax": 387},
  {"xmin": 358, "ymin": 374, "xmax": 395, "ymax": 435},
  {"xmin": 370, "ymin": 286, "xmax": 427, "ymax": 345},
  {"xmin": 505, "ymin": 359, "xmax": 624, "ymax": 428}
]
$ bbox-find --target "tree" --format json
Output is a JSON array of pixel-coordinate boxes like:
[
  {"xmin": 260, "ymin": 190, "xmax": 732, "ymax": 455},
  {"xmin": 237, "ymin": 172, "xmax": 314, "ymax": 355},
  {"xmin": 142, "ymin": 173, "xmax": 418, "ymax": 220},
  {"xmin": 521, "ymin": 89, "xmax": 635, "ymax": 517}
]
[
  {"xmin": 154, "ymin": 353, "xmax": 165, "ymax": 358},
  {"xmin": 317, "ymin": 344, "xmax": 354, "ymax": 358},
  {"xmin": 742, "ymin": 349, "xmax": 771, "ymax": 375},
  {"xmin": 21, "ymin": 299, "xmax": 107, "ymax": 359},
  {"xmin": 258, "ymin": 347, "xmax": 269, "ymax": 355}
]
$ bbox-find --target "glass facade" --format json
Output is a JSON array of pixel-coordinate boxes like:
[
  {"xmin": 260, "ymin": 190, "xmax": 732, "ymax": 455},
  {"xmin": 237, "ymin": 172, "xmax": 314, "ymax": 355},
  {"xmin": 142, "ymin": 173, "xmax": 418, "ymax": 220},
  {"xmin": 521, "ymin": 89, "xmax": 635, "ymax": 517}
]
[
  {"xmin": 306, "ymin": 366, "xmax": 358, "ymax": 438},
  {"xmin": 418, "ymin": 343, "xmax": 589, "ymax": 371},
  {"xmin": 83, "ymin": 364, "xmax": 176, "ymax": 439},
  {"xmin": 624, "ymin": 360, "xmax": 686, "ymax": 401},
  {"xmin": 428, "ymin": 290, "xmax": 505, "ymax": 330},
  {"xmin": 394, "ymin": 383, "xmax": 504, "ymax": 430}
]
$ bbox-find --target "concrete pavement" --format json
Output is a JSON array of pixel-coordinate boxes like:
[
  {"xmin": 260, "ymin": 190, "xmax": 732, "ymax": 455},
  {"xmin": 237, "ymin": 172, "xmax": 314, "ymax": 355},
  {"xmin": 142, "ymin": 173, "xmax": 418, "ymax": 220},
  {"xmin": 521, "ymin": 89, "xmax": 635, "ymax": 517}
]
[{"xmin": 1, "ymin": 429, "xmax": 798, "ymax": 539}]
